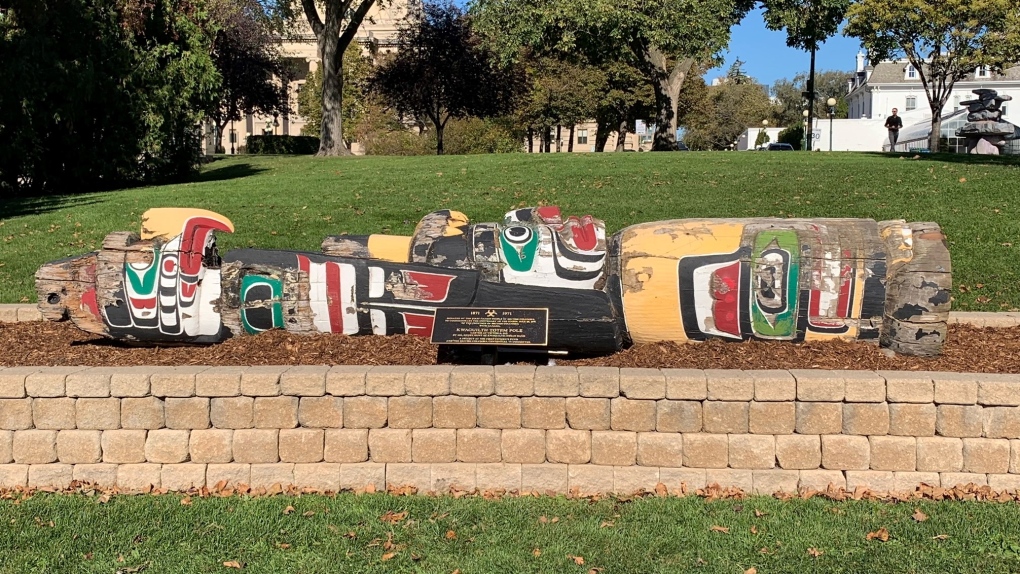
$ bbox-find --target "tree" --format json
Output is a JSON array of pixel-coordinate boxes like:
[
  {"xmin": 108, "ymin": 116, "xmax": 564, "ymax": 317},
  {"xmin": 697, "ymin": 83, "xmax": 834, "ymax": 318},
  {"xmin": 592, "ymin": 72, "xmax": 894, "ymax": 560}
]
[
  {"xmin": 681, "ymin": 79, "xmax": 774, "ymax": 150},
  {"xmin": 771, "ymin": 69, "xmax": 851, "ymax": 127},
  {"xmin": 846, "ymin": 0, "xmax": 1020, "ymax": 151},
  {"xmin": 592, "ymin": 59, "xmax": 656, "ymax": 152},
  {"xmin": 371, "ymin": 1, "xmax": 523, "ymax": 155},
  {"xmin": 515, "ymin": 56, "xmax": 605, "ymax": 152},
  {"xmin": 726, "ymin": 58, "xmax": 751, "ymax": 84},
  {"xmin": 298, "ymin": 44, "xmax": 373, "ymax": 143},
  {"xmin": 207, "ymin": 0, "xmax": 290, "ymax": 154}
]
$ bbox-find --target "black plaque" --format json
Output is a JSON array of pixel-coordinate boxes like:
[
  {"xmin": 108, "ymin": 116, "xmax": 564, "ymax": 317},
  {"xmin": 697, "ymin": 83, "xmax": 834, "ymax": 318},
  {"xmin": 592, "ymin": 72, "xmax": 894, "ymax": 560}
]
[{"xmin": 431, "ymin": 308, "xmax": 549, "ymax": 346}]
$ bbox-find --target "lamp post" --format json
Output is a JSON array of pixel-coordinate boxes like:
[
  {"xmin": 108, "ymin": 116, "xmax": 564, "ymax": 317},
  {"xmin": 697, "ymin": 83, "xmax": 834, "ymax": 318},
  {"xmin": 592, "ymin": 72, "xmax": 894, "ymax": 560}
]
[
  {"xmin": 827, "ymin": 97, "xmax": 837, "ymax": 152},
  {"xmin": 759, "ymin": 119, "xmax": 769, "ymax": 150},
  {"xmin": 802, "ymin": 109, "xmax": 810, "ymax": 151},
  {"xmin": 229, "ymin": 119, "xmax": 235, "ymax": 155}
]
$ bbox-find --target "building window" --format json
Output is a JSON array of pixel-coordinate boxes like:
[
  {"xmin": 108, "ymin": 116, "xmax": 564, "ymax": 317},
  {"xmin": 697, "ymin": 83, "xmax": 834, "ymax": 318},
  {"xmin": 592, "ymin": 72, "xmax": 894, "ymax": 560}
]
[
  {"xmin": 577, "ymin": 130, "xmax": 588, "ymax": 145},
  {"xmin": 906, "ymin": 64, "xmax": 916, "ymax": 79},
  {"xmin": 905, "ymin": 96, "xmax": 917, "ymax": 111},
  {"xmin": 977, "ymin": 66, "xmax": 989, "ymax": 78}
]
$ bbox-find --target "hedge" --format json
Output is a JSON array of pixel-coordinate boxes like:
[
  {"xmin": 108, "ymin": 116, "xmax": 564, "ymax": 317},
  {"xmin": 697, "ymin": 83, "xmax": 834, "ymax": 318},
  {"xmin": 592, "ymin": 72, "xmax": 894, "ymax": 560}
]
[{"xmin": 245, "ymin": 135, "xmax": 320, "ymax": 155}]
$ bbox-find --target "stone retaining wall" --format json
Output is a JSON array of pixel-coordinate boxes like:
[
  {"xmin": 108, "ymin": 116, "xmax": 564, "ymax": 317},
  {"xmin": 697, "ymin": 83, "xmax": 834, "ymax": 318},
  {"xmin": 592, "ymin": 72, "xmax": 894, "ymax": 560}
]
[{"xmin": 3, "ymin": 366, "xmax": 1020, "ymax": 495}]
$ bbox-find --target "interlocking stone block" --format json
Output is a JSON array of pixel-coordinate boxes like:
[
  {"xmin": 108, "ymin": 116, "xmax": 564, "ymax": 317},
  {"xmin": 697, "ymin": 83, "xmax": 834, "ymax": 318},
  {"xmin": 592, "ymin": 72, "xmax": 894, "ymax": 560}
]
[
  {"xmin": 706, "ymin": 370, "xmax": 754, "ymax": 401},
  {"xmin": 889, "ymin": 403, "xmax": 936, "ymax": 436},
  {"xmin": 0, "ymin": 431, "xmax": 11, "ymax": 464},
  {"xmin": 298, "ymin": 396, "xmax": 343, "ymax": 428},
  {"xmin": 343, "ymin": 396, "xmax": 388, "ymax": 429},
  {"xmin": 101, "ymin": 430, "xmax": 146, "ymax": 463},
  {"xmin": 109, "ymin": 367, "xmax": 151, "ymax": 397},
  {"xmin": 253, "ymin": 396, "xmax": 298, "ymax": 429},
  {"xmin": 501, "ymin": 429, "xmax": 545, "ymax": 464},
  {"xmin": 120, "ymin": 397, "xmax": 164, "ymax": 430},
  {"xmin": 659, "ymin": 468, "xmax": 708, "ymax": 491},
  {"xmin": 388, "ymin": 396, "xmax": 434, "ymax": 429},
  {"xmin": 0, "ymin": 399, "xmax": 33, "ymax": 430},
  {"xmin": 324, "ymin": 429, "xmax": 368, "ymax": 463},
  {"xmin": 56, "ymin": 430, "xmax": 102, "ymax": 464},
  {"xmin": 941, "ymin": 472, "xmax": 987, "ymax": 488},
  {"xmin": 984, "ymin": 407, "xmax": 1020, "ymax": 439},
  {"xmin": 568, "ymin": 464, "xmax": 614, "ymax": 494},
  {"xmin": 521, "ymin": 397, "xmax": 564, "ymax": 429},
  {"xmin": 206, "ymin": 463, "xmax": 251, "ymax": 487},
  {"xmin": 0, "ymin": 305, "xmax": 18, "ymax": 323},
  {"xmin": 843, "ymin": 371, "xmax": 887, "ymax": 403},
  {"xmin": 144, "ymin": 429, "xmax": 190, "ymax": 463},
  {"xmin": 1012, "ymin": 440, "xmax": 1020, "ymax": 474},
  {"xmin": 325, "ymin": 366, "xmax": 369, "ymax": 396},
  {"xmin": 753, "ymin": 469, "xmax": 800, "ymax": 494},
  {"xmin": 590, "ymin": 431, "xmax": 636, "ymax": 466},
  {"xmin": 842, "ymin": 403, "xmax": 890, "ymax": 435},
  {"xmin": 775, "ymin": 434, "xmax": 821, "ymax": 470},
  {"xmin": 17, "ymin": 306, "xmax": 42, "ymax": 322},
  {"xmin": 705, "ymin": 469, "xmax": 752, "ymax": 491},
  {"xmin": 521, "ymin": 463, "xmax": 567, "ymax": 494},
  {"xmin": 232, "ymin": 429, "xmax": 279, "ymax": 463},
  {"xmin": 165, "ymin": 397, "xmax": 210, "ymax": 430},
  {"xmin": 729, "ymin": 434, "xmax": 775, "ymax": 469},
  {"xmin": 656, "ymin": 400, "xmax": 702, "ymax": 433},
  {"xmin": 796, "ymin": 402, "xmax": 842, "ymax": 435},
  {"xmin": 870, "ymin": 436, "xmax": 916, "ymax": 471},
  {"xmin": 987, "ymin": 474, "xmax": 1020, "ymax": 491},
  {"xmin": 249, "ymin": 463, "xmax": 294, "ymax": 489},
  {"xmin": 211, "ymin": 397, "xmax": 254, "ymax": 429},
  {"xmin": 26, "ymin": 367, "xmax": 83, "ymax": 397},
  {"xmin": 933, "ymin": 374, "xmax": 979, "ymax": 405},
  {"xmin": 476, "ymin": 463, "xmax": 521, "ymax": 492},
  {"xmin": 493, "ymin": 365, "xmax": 534, "ymax": 397},
  {"xmin": 977, "ymin": 374, "xmax": 1020, "ymax": 406},
  {"xmin": 619, "ymin": 368, "xmax": 665, "ymax": 400},
  {"xmin": 747, "ymin": 370, "xmax": 796, "ymax": 402},
  {"xmin": 565, "ymin": 397, "xmax": 610, "ymax": 430},
  {"xmin": 637, "ymin": 433, "xmax": 682, "ymax": 467},
  {"xmin": 477, "ymin": 396, "xmax": 521, "ymax": 429},
  {"xmin": 457, "ymin": 429, "xmax": 503, "ymax": 463},
  {"xmin": 411, "ymin": 429, "xmax": 457, "ymax": 463},
  {"xmin": 150, "ymin": 367, "xmax": 205, "ymax": 397},
  {"xmin": 431, "ymin": 462, "xmax": 476, "ymax": 493},
  {"xmin": 793, "ymin": 370, "xmax": 844, "ymax": 402},
  {"xmin": 161, "ymin": 463, "xmax": 206, "ymax": 491},
  {"xmin": 962, "ymin": 438, "xmax": 1010, "ymax": 473},
  {"xmin": 75, "ymin": 398, "xmax": 121, "ymax": 430},
  {"xmin": 798, "ymin": 469, "xmax": 846, "ymax": 492},
  {"xmin": 279, "ymin": 429, "xmax": 324, "ymax": 463},
  {"xmin": 369, "ymin": 429, "xmax": 413, "ymax": 463},
  {"xmin": 577, "ymin": 367, "xmax": 619, "ymax": 398},
  {"xmin": 405, "ymin": 366, "xmax": 453, "ymax": 396},
  {"xmin": 386, "ymin": 463, "xmax": 432, "ymax": 492},
  {"xmin": 893, "ymin": 471, "xmax": 941, "ymax": 492},
  {"xmin": 882, "ymin": 371, "xmax": 934, "ymax": 403},
  {"xmin": 240, "ymin": 366, "xmax": 286, "ymax": 397},
  {"xmin": 610, "ymin": 398, "xmax": 656, "ymax": 432},
  {"xmin": 845, "ymin": 470, "xmax": 895, "ymax": 493},
  {"xmin": 702, "ymin": 401, "xmax": 748, "ymax": 434},
  {"xmin": 300, "ymin": 463, "xmax": 344, "ymax": 492},
  {"xmin": 366, "ymin": 366, "xmax": 407, "ymax": 397},
  {"xmin": 821, "ymin": 435, "xmax": 870, "ymax": 470},
  {"xmin": 432, "ymin": 396, "xmax": 476, "ymax": 429},
  {"xmin": 28, "ymin": 464, "xmax": 73, "ymax": 488},
  {"xmin": 195, "ymin": 366, "xmax": 243, "ymax": 397},
  {"xmin": 280, "ymin": 366, "xmax": 329, "ymax": 396},
  {"xmin": 0, "ymin": 367, "xmax": 37, "ymax": 398},
  {"xmin": 65, "ymin": 368, "xmax": 112, "ymax": 398},
  {"xmin": 533, "ymin": 366, "xmax": 578, "ymax": 397},
  {"xmin": 749, "ymin": 402, "xmax": 795, "ymax": 434},
  {"xmin": 614, "ymin": 466, "xmax": 660, "ymax": 494},
  {"xmin": 916, "ymin": 437, "xmax": 963, "ymax": 472},
  {"xmin": 545, "ymin": 429, "xmax": 590, "ymax": 464},
  {"xmin": 664, "ymin": 369, "xmax": 707, "ymax": 401},
  {"xmin": 450, "ymin": 366, "xmax": 495, "ymax": 397},
  {"xmin": 189, "ymin": 429, "xmax": 233, "ymax": 463},
  {"xmin": 936, "ymin": 405, "xmax": 984, "ymax": 438},
  {"xmin": 33, "ymin": 398, "xmax": 76, "ymax": 429},
  {"xmin": 0, "ymin": 464, "xmax": 28, "ymax": 488},
  {"xmin": 682, "ymin": 433, "xmax": 728, "ymax": 468}
]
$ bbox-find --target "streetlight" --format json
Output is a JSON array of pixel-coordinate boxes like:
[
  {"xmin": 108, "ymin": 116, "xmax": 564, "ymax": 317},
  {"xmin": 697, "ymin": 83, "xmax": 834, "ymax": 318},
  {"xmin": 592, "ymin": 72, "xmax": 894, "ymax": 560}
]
[
  {"xmin": 827, "ymin": 97, "xmax": 837, "ymax": 152},
  {"xmin": 229, "ymin": 119, "xmax": 235, "ymax": 155},
  {"xmin": 758, "ymin": 119, "xmax": 769, "ymax": 150},
  {"xmin": 802, "ymin": 109, "xmax": 810, "ymax": 151}
]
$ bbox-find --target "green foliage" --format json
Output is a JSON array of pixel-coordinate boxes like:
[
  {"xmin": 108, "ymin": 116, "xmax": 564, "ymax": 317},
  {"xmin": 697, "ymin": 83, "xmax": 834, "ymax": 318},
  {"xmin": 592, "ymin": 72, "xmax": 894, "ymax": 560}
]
[
  {"xmin": 682, "ymin": 80, "xmax": 775, "ymax": 150},
  {"xmin": 778, "ymin": 125, "xmax": 804, "ymax": 149},
  {"xmin": 360, "ymin": 117, "xmax": 522, "ymax": 156},
  {"xmin": 755, "ymin": 129, "xmax": 771, "ymax": 147},
  {"xmin": 771, "ymin": 70, "xmax": 852, "ymax": 127},
  {"xmin": 516, "ymin": 57, "xmax": 607, "ymax": 147},
  {"xmin": 762, "ymin": 0, "xmax": 850, "ymax": 51},
  {"xmin": 297, "ymin": 44, "xmax": 372, "ymax": 141},
  {"xmin": 245, "ymin": 135, "xmax": 320, "ymax": 154}
]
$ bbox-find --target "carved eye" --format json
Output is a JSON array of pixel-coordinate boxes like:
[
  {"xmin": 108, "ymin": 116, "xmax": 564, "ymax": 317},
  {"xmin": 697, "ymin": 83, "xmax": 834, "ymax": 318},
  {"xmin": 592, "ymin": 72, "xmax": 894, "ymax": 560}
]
[
  {"xmin": 503, "ymin": 226, "xmax": 533, "ymax": 244},
  {"xmin": 47, "ymin": 293, "xmax": 61, "ymax": 305}
]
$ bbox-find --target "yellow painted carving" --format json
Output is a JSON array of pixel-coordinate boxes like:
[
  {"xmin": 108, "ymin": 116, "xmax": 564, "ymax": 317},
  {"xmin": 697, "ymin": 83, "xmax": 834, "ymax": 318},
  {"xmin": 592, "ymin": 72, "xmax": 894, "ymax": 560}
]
[
  {"xmin": 140, "ymin": 208, "xmax": 235, "ymax": 240},
  {"xmin": 367, "ymin": 234, "xmax": 413, "ymax": 262},
  {"xmin": 443, "ymin": 210, "xmax": 470, "ymax": 236}
]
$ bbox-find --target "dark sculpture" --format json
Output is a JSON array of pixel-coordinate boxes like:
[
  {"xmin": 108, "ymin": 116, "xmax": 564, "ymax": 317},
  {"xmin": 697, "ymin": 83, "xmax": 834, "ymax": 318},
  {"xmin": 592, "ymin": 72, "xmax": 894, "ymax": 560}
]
[{"xmin": 956, "ymin": 88, "xmax": 1017, "ymax": 154}]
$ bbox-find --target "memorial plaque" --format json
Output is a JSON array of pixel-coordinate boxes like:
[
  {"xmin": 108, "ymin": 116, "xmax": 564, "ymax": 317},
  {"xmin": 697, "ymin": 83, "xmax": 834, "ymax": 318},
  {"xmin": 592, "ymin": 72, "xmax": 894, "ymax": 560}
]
[{"xmin": 431, "ymin": 308, "xmax": 549, "ymax": 346}]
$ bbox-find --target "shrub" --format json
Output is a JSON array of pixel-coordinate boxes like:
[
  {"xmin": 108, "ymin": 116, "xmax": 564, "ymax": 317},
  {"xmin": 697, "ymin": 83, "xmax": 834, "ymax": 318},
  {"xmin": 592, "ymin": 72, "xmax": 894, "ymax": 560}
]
[
  {"xmin": 777, "ymin": 126, "xmax": 804, "ymax": 150},
  {"xmin": 245, "ymin": 135, "xmax": 320, "ymax": 155}
]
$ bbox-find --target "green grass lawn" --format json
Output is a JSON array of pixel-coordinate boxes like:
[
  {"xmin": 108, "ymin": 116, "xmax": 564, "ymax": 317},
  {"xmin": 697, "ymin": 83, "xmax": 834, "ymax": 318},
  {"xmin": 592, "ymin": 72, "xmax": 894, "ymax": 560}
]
[
  {"xmin": 3, "ymin": 492, "xmax": 1020, "ymax": 573},
  {"xmin": 2, "ymin": 151, "xmax": 1019, "ymax": 309}
]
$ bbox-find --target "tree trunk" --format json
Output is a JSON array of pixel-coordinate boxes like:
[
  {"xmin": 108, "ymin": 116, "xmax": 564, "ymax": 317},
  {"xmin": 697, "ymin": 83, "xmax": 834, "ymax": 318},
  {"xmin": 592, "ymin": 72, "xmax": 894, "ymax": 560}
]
[
  {"xmin": 642, "ymin": 47, "xmax": 694, "ymax": 151},
  {"xmin": 528, "ymin": 128, "xmax": 534, "ymax": 153},
  {"xmin": 544, "ymin": 127, "xmax": 552, "ymax": 153},
  {"xmin": 616, "ymin": 120, "xmax": 629, "ymax": 152},
  {"xmin": 594, "ymin": 120, "xmax": 611, "ymax": 152},
  {"xmin": 213, "ymin": 120, "xmax": 225, "ymax": 155},
  {"xmin": 317, "ymin": 37, "xmax": 351, "ymax": 156},
  {"xmin": 568, "ymin": 125, "xmax": 575, "ymax": 152},
  {"xmin": 436, "ymin": 121, "xmax": 445, "ymax": 156},
  {"xmin": 556, "ymin": 125, "xmax": 562, "ymax": 152},
  {"xmin": 929, "ymin": 110, "xmax": 942, "ymax": 152}
]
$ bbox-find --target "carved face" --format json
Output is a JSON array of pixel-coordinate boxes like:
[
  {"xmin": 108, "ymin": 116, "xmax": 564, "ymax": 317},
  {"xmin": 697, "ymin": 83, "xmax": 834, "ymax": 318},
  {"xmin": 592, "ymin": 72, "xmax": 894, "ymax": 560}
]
[{"xmin": 496, "ymin": 206, "xmax": 607, "ymax": 289}]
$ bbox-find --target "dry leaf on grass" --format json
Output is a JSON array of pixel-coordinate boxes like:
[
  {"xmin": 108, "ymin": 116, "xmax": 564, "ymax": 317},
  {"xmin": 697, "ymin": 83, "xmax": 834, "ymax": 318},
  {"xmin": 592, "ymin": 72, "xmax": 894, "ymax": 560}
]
[
  {"xmin": 866, "ymin": 527, "xmax": 890, "ymax": 542},
  {"xmin": 754, "ymin": 509, "xmax": 767, "ymax": 517},
  {"xmin": 532, "ymin": 548, "xmax": 542, "ymax": 557},
  {"xmin": 380, "ymin": 510, "xmax": 408, "ymax": 524},
  {"xmin": 445, "ymin": 530, "xmax": 457, "ymax": 540},
  {"xmin": 745, "ymin": 568, "xmax": 758, "ymax": 574},
  {"xmin": 750, "ymin": 525, "xmax": 758, "ymax": 534},
  {"xmin": 222, "ymin": 561, "xmax": 242, "ymax": 569},
  {"xmin": 303, "ymin": 511, "xmax": 315, "ymax": 517},
  {"xmin": 180, "ymin": 497, "xmax": 192, "ymax": 506},
  {"xmin": 710, "ymin": 525, "xmax": 730, "ymax": 534},
  {"xmin": 600, "ymin": 521, "xmax": 614, "ymax": 528},
  {"xmin": 933, "ymin": 534, "xmax": 949, "ymax": 541},
  {"xmin": 569, "ymin": 555, "xmax": 585, "ymax": 565},
  {"xmin": 912, "ymin": 509, "xmax": 928, "ymax": 522},
  {"xmin": 807, "ymin": 547, "xmax": 823, "ymax": 558},
  {"xmin": 381, "ymin": 552, "xmax": 396, "ymax": 561},
  {"xmin": 282, "ymin": 506, "xmax": 294, "ymax": 515}
]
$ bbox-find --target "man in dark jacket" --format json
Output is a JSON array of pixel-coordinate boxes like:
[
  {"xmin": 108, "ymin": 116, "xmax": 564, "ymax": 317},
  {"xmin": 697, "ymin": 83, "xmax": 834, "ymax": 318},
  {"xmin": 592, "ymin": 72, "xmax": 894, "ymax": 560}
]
[{"xmin": 885, "ymin": 108, "xmax": 903, "ymax": 149}]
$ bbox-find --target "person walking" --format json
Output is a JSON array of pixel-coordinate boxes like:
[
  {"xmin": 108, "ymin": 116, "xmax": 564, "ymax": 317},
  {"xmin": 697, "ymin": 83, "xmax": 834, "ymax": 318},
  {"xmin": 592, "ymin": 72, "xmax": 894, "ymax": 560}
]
[{"xmin": 884, "ymin": 108, "xmax": 903, "ymax": 150}]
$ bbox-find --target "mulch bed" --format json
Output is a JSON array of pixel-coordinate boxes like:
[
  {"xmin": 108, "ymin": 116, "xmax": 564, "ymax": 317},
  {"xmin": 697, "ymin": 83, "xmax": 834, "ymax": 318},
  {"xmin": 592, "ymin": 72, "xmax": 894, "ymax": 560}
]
[{"xmin": 2, "ymin": 321, "xmax": 1019, "ymax": 372}]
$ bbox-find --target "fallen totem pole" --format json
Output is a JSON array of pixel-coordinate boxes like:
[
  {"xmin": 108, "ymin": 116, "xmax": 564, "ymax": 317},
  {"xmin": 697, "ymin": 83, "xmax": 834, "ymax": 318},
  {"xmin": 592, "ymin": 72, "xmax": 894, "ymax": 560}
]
[{"xmin": 36, "ymin": 207, "xmax": 952, "ymax": 356}]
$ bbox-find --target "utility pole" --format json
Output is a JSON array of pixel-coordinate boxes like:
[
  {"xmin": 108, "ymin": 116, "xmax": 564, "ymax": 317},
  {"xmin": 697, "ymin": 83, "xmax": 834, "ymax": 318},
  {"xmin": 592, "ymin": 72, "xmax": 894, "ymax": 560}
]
[{"xmin": 806, "ymin": 44, "xmax": 816, "ymax": 151}]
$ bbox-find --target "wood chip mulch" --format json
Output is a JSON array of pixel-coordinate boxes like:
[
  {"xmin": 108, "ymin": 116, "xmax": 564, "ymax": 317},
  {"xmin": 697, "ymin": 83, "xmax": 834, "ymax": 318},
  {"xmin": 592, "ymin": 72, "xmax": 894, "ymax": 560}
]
[{"xmin": 1, "ymin": 322, "xmax": 1018, "ymax": 372}]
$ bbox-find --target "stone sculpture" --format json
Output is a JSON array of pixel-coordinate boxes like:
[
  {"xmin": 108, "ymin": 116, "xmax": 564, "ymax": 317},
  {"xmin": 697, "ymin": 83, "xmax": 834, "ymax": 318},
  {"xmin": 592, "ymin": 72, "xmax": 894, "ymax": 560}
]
[
  {"xmin": 36, "ymin": 207, "xmax": 952, "ymax": 356},
  {"xmin": 956, "ymin": 88, "xmax": 1016, "ymax": 154}
]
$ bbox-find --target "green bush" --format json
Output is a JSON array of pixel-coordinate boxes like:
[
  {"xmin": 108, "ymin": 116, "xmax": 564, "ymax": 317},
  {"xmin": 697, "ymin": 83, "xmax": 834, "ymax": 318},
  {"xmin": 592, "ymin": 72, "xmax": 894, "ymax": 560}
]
[
  {"xmin": 431, "ymin": 118, "xmax": 522, "ymax": 155},
  {"xmin": 245, "ymin": 135, "xmax": 320, "ymax": 155},
  {"xmin": 777, "ymin": 126, "xmax": 804, "ymax": 150}
]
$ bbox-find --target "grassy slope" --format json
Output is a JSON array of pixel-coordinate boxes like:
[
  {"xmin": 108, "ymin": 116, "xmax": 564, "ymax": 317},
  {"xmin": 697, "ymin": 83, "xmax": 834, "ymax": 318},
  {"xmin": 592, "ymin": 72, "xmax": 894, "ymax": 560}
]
[
  {"xmin": 3, "ymin": 493, "xmax": 1020, "ymax": 573},
  {"xmin": 1, "ymin": 152, "xmax": 1018, "ymax": 309}
]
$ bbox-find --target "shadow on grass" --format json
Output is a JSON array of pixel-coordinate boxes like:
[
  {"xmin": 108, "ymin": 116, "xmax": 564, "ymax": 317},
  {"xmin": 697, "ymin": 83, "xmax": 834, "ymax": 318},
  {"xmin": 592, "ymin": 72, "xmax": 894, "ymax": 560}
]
[
  {"xmin": 858, "ymin": 151, "xmax": 1020, "ymax": 166},
  {"xmin": 190, "ymin": 161, "xmax": 269, "ymax": 183}
]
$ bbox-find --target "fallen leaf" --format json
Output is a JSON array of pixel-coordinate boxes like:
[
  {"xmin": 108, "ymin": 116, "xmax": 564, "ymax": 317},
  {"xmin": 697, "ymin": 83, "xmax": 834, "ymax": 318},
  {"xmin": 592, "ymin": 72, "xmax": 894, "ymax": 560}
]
[
  {"xmin": 222, "ymin": 560, "xmax": 242, "ymax": 569},
  {"xmin": 754, "ymin": 509, "xmax": 767, "ymax": 517},
  {"xmin": 569, "ymin": 555, "xmax": 585, "ymax": 565},
  {"xmin": 551, "ymin": 516, "xmax": 560, "ymax": 523},
  {"xmin": 866, "ymin": 527, "xmax": 890, "ymax": 542},
  {"xmin": 283, "ymin": 506, "xmax": 294, "ymax": 515},
  {"xmin": 302, "ymin": 511, "xmax": 315, "ymax": 518},
  {"xmin": 750, "ymin": 525, "xmax": 758, "ymax": 534},
  {"xmin": 808, "ymin": 547, "xmax": 823, "ymax": 558},
  {"xmin": 365, "ymin": 483, "xmax": 376, "ymax": 493},
  {"xmin": 445, "ymin": 530, "xmax": 457, "ymax": 540},
  {"xmin": 533, "ymin": 548, "xmax": 542, "ymax": 557},
  {"xmin": 745, "ymin": 568, "xmax": 758, "ymax": 574},
  {"xmin": 380, "ymin": 510, "xmax": 408, "ymax": 524},
  {"xmin": 933, "ymin": 534, "xmax": 949, "ymax": 541},
  {"xmin": 277, "ymin": 543, "xmax": 291, "ymax": 549},
  {"xmin": 959, "ymin": 177, "xmax": 967, "ymax": 183},
  {"xmin": 180, "ymin": 497, "xmax": 192, "ymax": 506},
  {"xmin": 344, "ymin": 531, "xmax": 356, "ymax": 539},
  {"xmin": 912, "ymin": 509, "xmax": 928, "ymax": 522},
  {"xmin": 710, "ymin": 525, "xmax": 730, "ymax": 534},
  {"xmin": 538, "ymin": 516, "xmax": 548, "ymax": 524},
  {"xmin": 381, "ymin": 552, "xmax": 396, "ymax": 561},
  {"xmin": 599, "ymin": 521, "xmax": 614, "ymax": 528}
]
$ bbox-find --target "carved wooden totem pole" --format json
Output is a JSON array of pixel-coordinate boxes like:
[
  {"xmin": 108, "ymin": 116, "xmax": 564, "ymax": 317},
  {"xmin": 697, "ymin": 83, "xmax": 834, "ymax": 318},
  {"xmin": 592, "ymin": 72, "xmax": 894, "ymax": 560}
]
[{"xmin": 37, "ymin": 207, "xmax": 952, "ymax": 356}]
